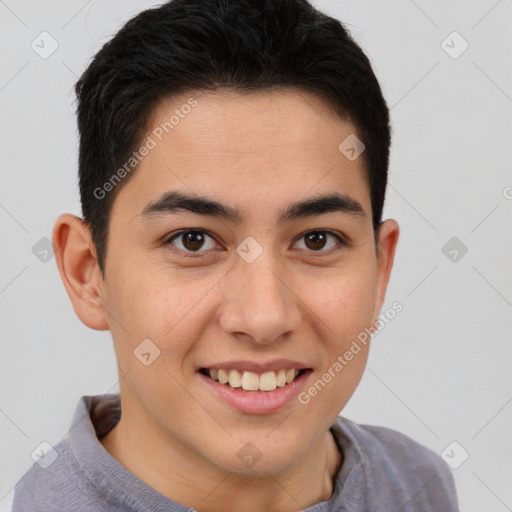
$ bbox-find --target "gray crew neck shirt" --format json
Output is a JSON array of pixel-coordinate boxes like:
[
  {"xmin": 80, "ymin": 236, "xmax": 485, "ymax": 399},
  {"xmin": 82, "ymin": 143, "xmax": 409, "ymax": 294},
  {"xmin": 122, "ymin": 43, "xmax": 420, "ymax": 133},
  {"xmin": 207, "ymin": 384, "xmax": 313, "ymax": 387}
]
[{"xmin": 12, "ymin": 393, "xmax": 459, "ymax": 511}]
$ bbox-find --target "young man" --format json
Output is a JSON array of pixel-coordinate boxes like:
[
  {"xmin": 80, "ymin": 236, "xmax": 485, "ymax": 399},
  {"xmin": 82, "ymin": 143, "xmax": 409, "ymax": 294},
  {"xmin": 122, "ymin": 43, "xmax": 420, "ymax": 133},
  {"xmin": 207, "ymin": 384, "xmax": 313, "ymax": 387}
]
[{"xmin": 13, "ymin": 0, "xmax": 459, "ymax": 510}]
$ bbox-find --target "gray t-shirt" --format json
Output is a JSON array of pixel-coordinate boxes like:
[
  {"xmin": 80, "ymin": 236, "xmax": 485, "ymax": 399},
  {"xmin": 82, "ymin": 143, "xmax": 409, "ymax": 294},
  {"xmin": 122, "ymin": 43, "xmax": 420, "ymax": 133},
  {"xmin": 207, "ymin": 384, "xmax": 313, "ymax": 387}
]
[{"xmin": 12, "ymin": 394, "xmax": 459, "ymax": 511}]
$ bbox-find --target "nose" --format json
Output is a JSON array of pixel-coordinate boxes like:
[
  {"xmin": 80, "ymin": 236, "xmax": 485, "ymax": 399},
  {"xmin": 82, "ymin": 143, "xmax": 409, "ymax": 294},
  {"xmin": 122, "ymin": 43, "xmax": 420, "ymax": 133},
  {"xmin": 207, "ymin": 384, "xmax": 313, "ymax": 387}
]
[{"xmin": 217, "ymin": 249, "xmax": 302, "ymax": 345}]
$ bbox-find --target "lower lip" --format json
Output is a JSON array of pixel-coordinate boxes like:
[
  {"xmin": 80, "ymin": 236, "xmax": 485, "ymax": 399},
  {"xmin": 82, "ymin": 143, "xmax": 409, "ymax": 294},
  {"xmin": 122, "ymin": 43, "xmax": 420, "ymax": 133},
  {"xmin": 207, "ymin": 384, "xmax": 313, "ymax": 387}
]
[{"xmin": 198, "ymin": 370, "xmax": 313, "ymax": 415}]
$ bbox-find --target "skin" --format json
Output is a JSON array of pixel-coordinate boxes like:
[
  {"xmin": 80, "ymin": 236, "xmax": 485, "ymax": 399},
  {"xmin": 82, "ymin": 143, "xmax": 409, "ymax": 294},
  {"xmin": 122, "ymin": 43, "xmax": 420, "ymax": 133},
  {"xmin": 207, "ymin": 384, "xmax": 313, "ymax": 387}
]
[{"xmin": 53, "ymin": 88, "xmax": 399, "ymax": 512}]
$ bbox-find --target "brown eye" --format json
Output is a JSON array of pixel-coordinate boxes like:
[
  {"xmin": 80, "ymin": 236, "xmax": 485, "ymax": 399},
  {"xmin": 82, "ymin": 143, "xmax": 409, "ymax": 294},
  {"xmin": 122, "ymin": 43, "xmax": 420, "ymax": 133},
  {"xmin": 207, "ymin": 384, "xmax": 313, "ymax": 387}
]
[
  {"xmin": 305, "ymin": 232, "xmax": 327, "ymax": 250},
  {"xmin": 295, "ymin": 230, "xmax": 344, "ymax": 253},
  {"xmin": 167, "ymin": 230, "xmax": 218, "ymax": 253},
  {"xmin": 182, "ymin": 231, "xmax": 205, "ymax": 250}
]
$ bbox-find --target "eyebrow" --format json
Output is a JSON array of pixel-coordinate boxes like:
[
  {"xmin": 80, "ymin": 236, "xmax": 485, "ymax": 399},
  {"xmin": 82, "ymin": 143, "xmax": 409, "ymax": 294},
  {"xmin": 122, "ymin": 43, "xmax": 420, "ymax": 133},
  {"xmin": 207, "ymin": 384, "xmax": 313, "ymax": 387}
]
[{"xmin": 140, "ymin": 190, "xmax": 366, "ymax": 224}]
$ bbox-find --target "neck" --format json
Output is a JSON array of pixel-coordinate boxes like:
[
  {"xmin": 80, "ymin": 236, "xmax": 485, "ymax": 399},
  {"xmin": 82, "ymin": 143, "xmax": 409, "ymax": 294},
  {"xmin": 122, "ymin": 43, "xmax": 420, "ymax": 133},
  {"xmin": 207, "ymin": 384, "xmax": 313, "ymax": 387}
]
[{"xmin": 100, "ymin": 397, "xmax": 343, "ymax": 512}]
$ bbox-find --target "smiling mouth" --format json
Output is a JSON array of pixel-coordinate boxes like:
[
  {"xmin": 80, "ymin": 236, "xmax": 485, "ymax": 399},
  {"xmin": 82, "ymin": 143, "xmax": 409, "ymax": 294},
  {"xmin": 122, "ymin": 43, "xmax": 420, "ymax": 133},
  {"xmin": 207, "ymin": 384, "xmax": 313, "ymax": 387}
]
[{"xmin": 199, "ymin": 368, "xmax": 308, "ymax": 392}]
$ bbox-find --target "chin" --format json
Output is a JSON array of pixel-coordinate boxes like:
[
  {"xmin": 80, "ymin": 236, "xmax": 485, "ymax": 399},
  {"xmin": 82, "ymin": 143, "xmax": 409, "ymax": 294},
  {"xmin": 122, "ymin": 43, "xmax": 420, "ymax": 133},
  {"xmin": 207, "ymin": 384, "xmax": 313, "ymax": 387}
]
[{"xmin": 205, "ymin": 440, "xmax": 301, "ymax": 477}]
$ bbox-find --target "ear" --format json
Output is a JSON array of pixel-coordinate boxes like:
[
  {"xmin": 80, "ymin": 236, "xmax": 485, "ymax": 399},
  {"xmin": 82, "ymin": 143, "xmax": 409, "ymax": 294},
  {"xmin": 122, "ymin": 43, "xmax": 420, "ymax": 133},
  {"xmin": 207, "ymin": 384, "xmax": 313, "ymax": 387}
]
[
  {"xmin": 372, "ymin": 219, "xmax": 400, "ymax": 321},
  {"xmin": 52, "ymin": 214, "xmax": 109, "ymax": 331}
]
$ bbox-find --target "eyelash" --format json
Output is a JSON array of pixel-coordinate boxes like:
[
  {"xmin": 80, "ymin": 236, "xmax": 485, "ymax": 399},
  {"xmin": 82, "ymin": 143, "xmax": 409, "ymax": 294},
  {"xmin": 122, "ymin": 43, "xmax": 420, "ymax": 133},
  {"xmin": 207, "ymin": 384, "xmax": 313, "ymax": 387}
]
[{"xmin": 163, "ymin": 229, "xmax": 347, "ymax": 258}]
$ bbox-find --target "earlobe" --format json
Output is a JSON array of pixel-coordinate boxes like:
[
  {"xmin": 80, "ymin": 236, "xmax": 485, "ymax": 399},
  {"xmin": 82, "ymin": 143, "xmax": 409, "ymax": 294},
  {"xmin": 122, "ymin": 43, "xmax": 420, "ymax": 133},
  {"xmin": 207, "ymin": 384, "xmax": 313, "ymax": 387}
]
[
  {"xmin": 52, "ymin": 213, "xmax": 110, "ymax": 331},
  {"xmin": 372, "ymin": 219, "xmax": 400, "ymax": 320}
]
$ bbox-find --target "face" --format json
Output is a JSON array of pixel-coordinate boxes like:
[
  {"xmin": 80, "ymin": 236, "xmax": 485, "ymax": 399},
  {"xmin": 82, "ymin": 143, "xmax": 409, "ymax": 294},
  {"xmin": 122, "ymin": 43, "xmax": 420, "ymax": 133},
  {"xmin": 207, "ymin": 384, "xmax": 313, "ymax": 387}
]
[{"xmin": 97, "ymin": 88, "xmax": 397, "ymax": 475}]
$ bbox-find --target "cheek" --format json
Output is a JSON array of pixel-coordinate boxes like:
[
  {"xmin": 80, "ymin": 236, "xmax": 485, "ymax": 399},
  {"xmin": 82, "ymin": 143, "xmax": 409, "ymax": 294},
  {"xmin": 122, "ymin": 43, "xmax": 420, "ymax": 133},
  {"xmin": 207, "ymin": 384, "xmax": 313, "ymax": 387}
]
[
  {"xmin": 296, "ymin": 264, "xmax": 376, "ymax": 415},
  {"xmin": 101, "ymin": 266, "xmax": 213, "ymax": 413},
  {"xmin": 303, "ymin": 262, "xmax": 378, "ymax": 344},
  {"xmin": 104, "ymin": 262, "xmax": 219, "ymax": 364}
]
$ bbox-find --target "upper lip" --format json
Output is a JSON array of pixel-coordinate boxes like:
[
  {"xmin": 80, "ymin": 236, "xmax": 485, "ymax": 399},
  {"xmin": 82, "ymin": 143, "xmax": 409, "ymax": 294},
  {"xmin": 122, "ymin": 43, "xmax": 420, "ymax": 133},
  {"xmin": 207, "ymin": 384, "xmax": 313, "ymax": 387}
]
[{"xmin": 199, "ymin": 359, "xmax": 311, "ymax": 373}]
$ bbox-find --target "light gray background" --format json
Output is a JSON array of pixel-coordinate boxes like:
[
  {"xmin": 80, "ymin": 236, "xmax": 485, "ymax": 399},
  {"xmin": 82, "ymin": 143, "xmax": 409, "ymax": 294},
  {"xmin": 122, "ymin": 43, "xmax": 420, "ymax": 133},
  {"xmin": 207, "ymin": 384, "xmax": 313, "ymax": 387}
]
[{"xmin": 1, "ymin": 0, "xmax": 511, "ymax": 510}]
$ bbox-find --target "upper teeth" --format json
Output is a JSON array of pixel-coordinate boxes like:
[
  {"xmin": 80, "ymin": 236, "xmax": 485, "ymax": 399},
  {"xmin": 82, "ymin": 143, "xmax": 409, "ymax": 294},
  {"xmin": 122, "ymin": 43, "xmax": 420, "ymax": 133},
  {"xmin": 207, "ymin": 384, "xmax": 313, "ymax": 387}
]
[{"xmin": 208, "ymin": 368, "xmax": 300, "ymax": 391}]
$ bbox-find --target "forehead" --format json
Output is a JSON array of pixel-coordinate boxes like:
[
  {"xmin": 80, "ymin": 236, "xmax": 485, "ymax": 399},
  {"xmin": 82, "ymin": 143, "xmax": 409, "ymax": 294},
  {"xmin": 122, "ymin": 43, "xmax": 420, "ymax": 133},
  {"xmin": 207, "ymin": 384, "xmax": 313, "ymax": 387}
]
[
  {"xmin": 149, "ymin": 87, "xmax": 358, "ymax": 157},
  {"xmin": 113, "ymin": 88, "xmax": 371, "ymax": 222}
]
